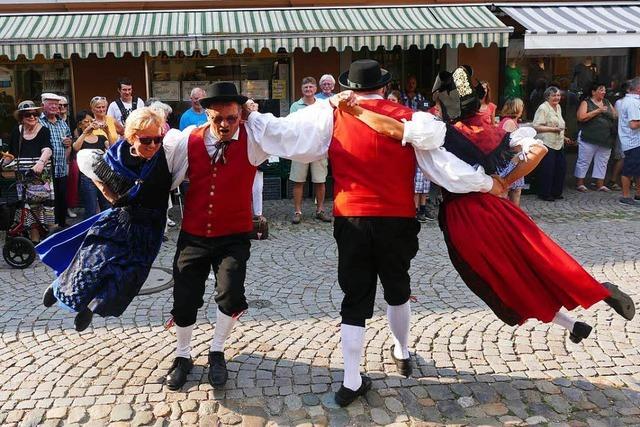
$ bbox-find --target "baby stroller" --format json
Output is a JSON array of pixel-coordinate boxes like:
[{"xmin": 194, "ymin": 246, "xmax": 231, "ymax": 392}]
[{"xmin": 0, "ymin": 159, "xmax": 50, "ymax": 268}]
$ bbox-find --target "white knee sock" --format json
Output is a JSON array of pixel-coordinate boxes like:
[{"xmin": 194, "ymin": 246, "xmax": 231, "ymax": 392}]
[
  {"xmin": 341, "ymin": 324, "xmax": 365, "ymax": 391},
  {"xmin": 210, "ymin": 308, "xmax": 237, "ymax": 353},
  {"xmin": 387, "ymin": 301, "xmax": 411, "ymax": 359},
  {"xmin": 175, "ymin": 324, "xmax": 194, "ymax": 358},
  {"xmin": 552, "ymin": 311, "xmax": 577, "ymax": 331}
]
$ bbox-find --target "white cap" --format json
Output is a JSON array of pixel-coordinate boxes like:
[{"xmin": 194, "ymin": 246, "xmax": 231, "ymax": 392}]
[{"xmin": 41, "ymin": 93, "xmax": 62, "ymax": 102}]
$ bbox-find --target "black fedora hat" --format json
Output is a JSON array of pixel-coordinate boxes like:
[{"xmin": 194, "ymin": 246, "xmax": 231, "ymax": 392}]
[
  {"xmin": 339, "ymin": 59, "xmax": 392, "ymax": 91},
  {"xmin": 200, "ymin": 82, "xmax": 248, "ymax": 109}
]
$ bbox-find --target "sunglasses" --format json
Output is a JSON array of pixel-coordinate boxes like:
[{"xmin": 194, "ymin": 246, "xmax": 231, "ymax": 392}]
[
  {"xmin": 211, "ymin": 115, "xmax": 239, "ymax": 125},
  {"xmin": 91, "ymin": 96, "xmax": 107, "ymax": 103},
  {"xmin": 137, "ymin": 135, "xmax": 164, "ymax": 145},
  {"xmin": 21, "ymin": 111, "xmax": 39, "ymax": 118},
  {"xmin": 59, "ymin": 104, "xmax": 68, "ymax": 107}
]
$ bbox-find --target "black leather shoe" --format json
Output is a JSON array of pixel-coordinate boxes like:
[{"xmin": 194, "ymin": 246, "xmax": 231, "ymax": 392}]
[
  {"xmin": 74, "ymin": 308, "xmax": 93, "ymax": 332},
  {"xmin": 166, "ymin": 357, "xmax": 193, "ymax": 390},
  {"xmin": 43, "ymin": 286, "xmax": 56, "ymax": 308},
  {"xmin": 335, "ymin": 375, "xmax": 372, "ymax": 407},
  {"xmin": 569, "ymin": 321, "xmax": 592, "ymax": 344},
  {"xmin": 208, "ymin": 351, "xmax": 228, "ymax": 388},
  {"xmin": 390, "ymin": 345, "xmax": 413, "ymax": 377},
  {"xmin": 602, "ymin": 282, "xmax": 635, "ymax": 320}
]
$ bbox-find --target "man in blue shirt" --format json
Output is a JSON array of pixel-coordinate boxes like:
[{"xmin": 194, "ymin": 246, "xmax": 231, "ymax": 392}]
[
  {"xmin": 179, "ymin": 87, "xmax": 207, "ymax": 130},
  {"xmin": 616, "ymin": 77, "xmax": 640, "ymax": 207},
  {"xmin": 315, "ymin": 74, "xmax": 336, "ymax": 100}
]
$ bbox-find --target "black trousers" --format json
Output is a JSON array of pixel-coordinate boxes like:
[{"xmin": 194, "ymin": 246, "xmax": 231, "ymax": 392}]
[
  {"xmin": 171, "ymin": 230, "xmax": 251, "ymax": 327},
  {"xmin": 535, "ymin": 147, "xmax": 566, "ymax": 198},
  {"xmin": 53, "ymin": 176, "xmax": 68, "ymax": 227},
  {"xmin": 333, "ymin": 217, "xmax": 420, "ymax": 327}
]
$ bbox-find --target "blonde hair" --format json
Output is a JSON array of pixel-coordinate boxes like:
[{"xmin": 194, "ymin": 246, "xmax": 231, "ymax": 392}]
[
  {"xmin": 90, "ymin": 96, "xmax": 108, "ymax": 109},
  {"xmin": 124, "ymin": 107, "xmax": 165, "ymax": 141},
  {"xmin": 500, "ymin": 98, "xmax": 524, "ymax": 119}
]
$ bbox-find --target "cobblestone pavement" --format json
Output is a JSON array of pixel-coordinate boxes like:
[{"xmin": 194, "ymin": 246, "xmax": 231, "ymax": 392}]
[{"xmin": 1, "ymin": 189, "xmax": 640, "ymax": 427}]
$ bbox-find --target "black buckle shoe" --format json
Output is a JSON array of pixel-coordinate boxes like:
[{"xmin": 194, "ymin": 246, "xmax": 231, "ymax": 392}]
[
  {"xmin": 569, "ymin": 321, "xmax": 593, "ymax": 344},
  {"xmin": 602, "ymin": 282, "xmax": 635, "ymax": 320},
  {"xmin": 43, "ymin": 286, "xmax": 56, "ymax": 308},
  {"xmin": 74, "ymin": 308, "xmax": 93, "ymax": 332},
  {"xmin": 335, "ymin": 375, "xmax": 372, "ymax": 407},
  {"xmin": 208, "ymin": 351, "xmax": 228, "ymax": 388},
  {"xmin": 166, "ymin": 357, "xmax": 193, "ymax": 390},
  {"xmin": 390, "ymin": 345, "xmax": 413, "ymax": 377}
]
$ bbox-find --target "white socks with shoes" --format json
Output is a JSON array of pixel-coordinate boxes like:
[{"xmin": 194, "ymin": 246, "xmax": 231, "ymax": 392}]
[
  {"xmin": 552, "ymin": 311, "xmax": 577, "ymax": 331},
  {"xmin": 341, "ymin": 323, "xmax": 365, "ymax": 391},
  {"xmin": 388, "ymin": 301, "xmax": 411, "ymax": 359},
  {"xmin": 210, "ymin": 308, "xmax": 237, "ymax": 353},
  {"xmin": 175, "ymin": 324, "xmax": 194, "ymax": 359}
]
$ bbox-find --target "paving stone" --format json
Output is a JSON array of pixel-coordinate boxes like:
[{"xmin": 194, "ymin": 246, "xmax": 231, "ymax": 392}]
[
  {"xmin": 132, "ymin": 411, "xmax": 154, "ymax": 426},
  {"xmin": 457, "ymin": 396, "xmax": 476, "ymax": 408},
  {"xmin": 110, "ymin": 403, "xmax": 133, "ymax": 422},
  {"xmin": 284, "ymin": 394, "xmax": 302, "ymax": 411},
  {"xmin": 525, "ymin": 415, "xmax": 549, "ymax": 425},
  {"xmin": 67, "ymin": 407, "xmax": 88, "ymax": 424},
  {"xmin": 19, "ymin": 409, "xmax": 45, "ymax": 427},
  {"xmin": 45, "ymin": 407, "xmax": 68, "ymax": 419},
  {"xmin": 370, "ymin": 407, "xmax": 391, "ymax": 425},
  {"xmin": 153, "ymin": 403, "xmax": 171, "ymax": 418},
  {"xmin": 302, "ymin": 393, "xmax": 320, "ymax": 406}
]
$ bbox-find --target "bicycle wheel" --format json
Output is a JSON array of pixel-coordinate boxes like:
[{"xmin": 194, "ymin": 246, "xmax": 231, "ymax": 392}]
[{"xmin": 3, "ymin": 236, "xmax": 36, "ymax": 269}]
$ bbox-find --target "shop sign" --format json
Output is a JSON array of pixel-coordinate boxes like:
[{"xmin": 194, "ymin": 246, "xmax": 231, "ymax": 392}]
[
  {"xmin": 152, "ymin": 81, "xmax": 180, "ymax": 102},
  {"xmin": 272, "ymin": 80, "xmax": 286, "ymax": 100},
  {"xmin": 243, "ymin": 80, "xmax": 269, "ymax": 100},
  {"xmin": 182, "ymin": 81, "xmax": 210, "ymax": 101}
]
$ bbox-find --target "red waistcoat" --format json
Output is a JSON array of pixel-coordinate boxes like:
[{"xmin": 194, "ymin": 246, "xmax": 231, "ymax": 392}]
[
  {"xmin": 181, "ymin": 125, "xmax": 256, "ymax": 238},
  {"xmin": 329, "ymin": 99, "xmax": 416, "ymax": 217}
]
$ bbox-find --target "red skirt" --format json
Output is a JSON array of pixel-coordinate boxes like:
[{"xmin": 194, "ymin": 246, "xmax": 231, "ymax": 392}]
[{"xmin": 440, "ymin": 192, "xmax": 610, "ymax": 326}]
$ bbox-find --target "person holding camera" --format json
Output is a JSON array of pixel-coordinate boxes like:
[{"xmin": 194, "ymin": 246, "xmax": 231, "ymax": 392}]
[
  {"xmin": 73, "ymin": 110, "xmax": 111, "ymax": 220},
  {"xmin": 90, "ymin": 96, "xmax": 118, "ymax": 146}
]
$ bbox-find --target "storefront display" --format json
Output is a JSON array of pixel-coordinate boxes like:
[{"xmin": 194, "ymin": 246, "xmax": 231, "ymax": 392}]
[
  {"xmin": 0, "ymin": 60, "xmax": 72, "ymax": 143},
  {"xmin": 149, "ymin": 54, "xmax": 291, "ymax": 126}
]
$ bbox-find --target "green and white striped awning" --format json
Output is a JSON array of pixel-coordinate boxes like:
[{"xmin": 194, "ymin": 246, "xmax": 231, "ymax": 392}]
[{"xmin": 0, "ymin": 6, "xmax": 511, "ymax": 60}]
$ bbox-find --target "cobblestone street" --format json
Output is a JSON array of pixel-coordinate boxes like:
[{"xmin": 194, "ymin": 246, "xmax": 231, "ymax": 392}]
[{"xmin": 1, "ymin": 190, "xmax": 639, "ymax": 426}]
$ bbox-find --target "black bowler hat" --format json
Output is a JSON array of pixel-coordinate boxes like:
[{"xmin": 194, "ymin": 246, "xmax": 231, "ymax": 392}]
[
  {"xmin": 200, "ymin": 82, "xmax": 248, "ymax": 109},
  {"xmin": 338, "ymin": 59, "xmax": 392, "ymax": 91}
]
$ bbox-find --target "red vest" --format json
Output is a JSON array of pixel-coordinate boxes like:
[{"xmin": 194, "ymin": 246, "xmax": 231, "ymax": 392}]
[
  {"xmin": 329, "ymin": 99, "xmax": 416, "ymax": 217},
  {"xmin": 182, "ymin": 125, "xmax": 256, "ymax": 238}
]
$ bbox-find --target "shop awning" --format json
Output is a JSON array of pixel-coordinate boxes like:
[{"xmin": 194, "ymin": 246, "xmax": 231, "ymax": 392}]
[
  {"xmin": 500, "ymin": 3, "xmax": 640, "ymax": 49},
  {"xmin": 0, "ymin": 6, "xmax": 510, "ymax": 60}
]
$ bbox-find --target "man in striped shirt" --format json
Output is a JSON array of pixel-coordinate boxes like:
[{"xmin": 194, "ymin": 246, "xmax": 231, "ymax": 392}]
[{"xmin": 40, "ymin": 93, "xmax": 72, "ymax": 228}]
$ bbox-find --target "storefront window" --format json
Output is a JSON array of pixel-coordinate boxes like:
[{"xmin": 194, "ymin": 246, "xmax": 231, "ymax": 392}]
[
  {"xmin": 351, "ymin": 46, "xmax": 438, "ymax": 101},
  {"xmin": 149, "ymin": 53, "xmax": 291, "ymax": 127},
  {"xmin": 505, "ymin": 41, "xmax": 631, "ymax": 139},
  {"xmin": 0, "ymin": 60, "xmax": 72, "ymax": 144}
]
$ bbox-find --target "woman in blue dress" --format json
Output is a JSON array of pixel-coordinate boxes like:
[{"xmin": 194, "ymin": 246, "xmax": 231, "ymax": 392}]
[{"xmin": 38, "ymin": 107, "xmax": 188, "ymax": 331}]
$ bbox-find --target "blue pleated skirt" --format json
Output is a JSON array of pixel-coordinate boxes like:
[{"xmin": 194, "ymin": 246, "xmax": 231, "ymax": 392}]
[{"xmin": 37, "ymin": 206, "xmax": 166, "ymax": 317}]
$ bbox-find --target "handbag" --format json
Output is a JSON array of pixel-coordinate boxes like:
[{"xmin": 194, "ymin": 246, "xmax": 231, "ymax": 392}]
[
  {"xmin": 25, "ymin": 183, "xmax": 51, "ymax": 203},
  {"xmin": 250, "ymin": 217, "xmax": 269, "ymax": 240}
]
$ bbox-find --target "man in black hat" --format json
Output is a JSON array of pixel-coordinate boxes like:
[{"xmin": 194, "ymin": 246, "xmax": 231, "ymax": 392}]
[
  {"xmin": 244, "ymin": 59, "xmax": 501, "ymax": 407},
  {"xmin": 165, "ymin": 82, "xmax": 272, "ymax": 391}
]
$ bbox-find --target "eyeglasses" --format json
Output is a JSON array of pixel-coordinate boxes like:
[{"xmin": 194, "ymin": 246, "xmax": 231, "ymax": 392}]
[
  {"xmin": 59, "ymin": 104, "xmax": 68, "ymax": 108},
  {"xmin": 137, "ymin": 135, "xmax": 164, "ymax": 145},
  {"xmin": 21, "ymin": 112, "xmax": 39, "ymax": 118},
  {"xmin": 211, "ymin": 115, "xmax": 239, "ymax": 125}
]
